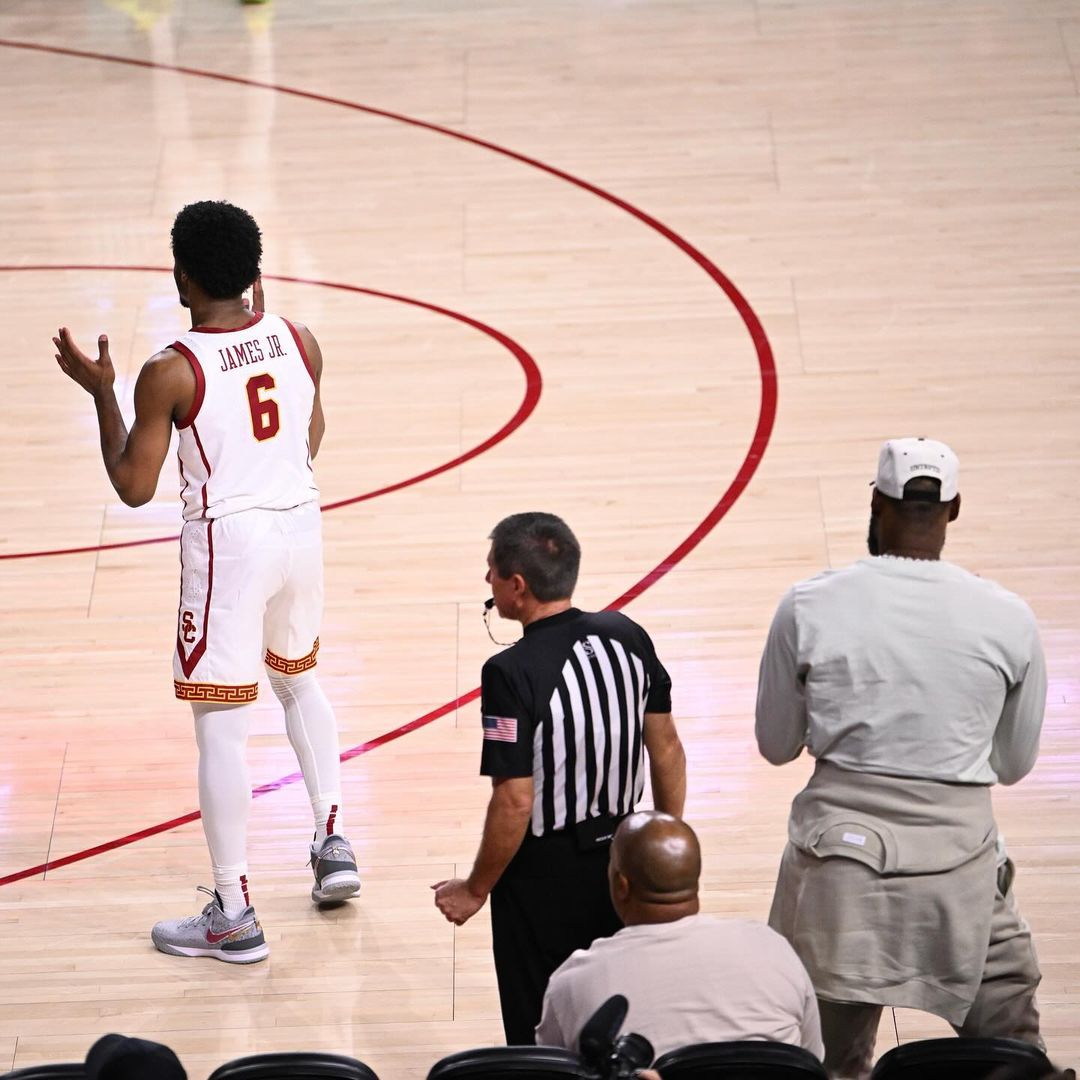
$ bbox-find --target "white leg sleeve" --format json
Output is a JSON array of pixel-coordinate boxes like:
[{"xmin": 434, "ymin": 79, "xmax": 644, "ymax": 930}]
[
  {"xmin": 268, "ymin": 670, "xmax": 344, "ymax": 840},
  {"xmin": 193, "ymin": 701, "xmax": 255, "ymax": 916}
]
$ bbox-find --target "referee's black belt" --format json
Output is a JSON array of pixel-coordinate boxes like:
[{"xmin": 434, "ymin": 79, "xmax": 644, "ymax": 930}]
[{"xmin": 508, "ymin": 814, "xmax": 628, "ymax": 876}]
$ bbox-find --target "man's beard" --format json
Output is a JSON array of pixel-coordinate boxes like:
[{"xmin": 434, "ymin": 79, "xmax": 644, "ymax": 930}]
[{"xmin": 867, "ymin": 512, "xmax": 880, "ymax": 556}]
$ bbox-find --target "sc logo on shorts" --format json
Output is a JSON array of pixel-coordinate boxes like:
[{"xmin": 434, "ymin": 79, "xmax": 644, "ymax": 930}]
[{"xmin": 181, "ymin": 610, "xmax": 198, "ymax": 644}]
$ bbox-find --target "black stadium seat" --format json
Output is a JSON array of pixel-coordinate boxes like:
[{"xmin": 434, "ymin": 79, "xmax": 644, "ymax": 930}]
[
  {"xmin": 426, "ymin": 1046, "xmax": 596, "ymax": 1080},
  {"xmin": 653, "ymin": 1040, "xmax": 828, "ymax": 1079},
  {"xmin": 869, "ymin": 1037, "xmax": 1054, "ymax": 1080},
  {"xmin": 207, "ymin": 1052, "xmax": 379, "ymax": 1080},
  {"xmin": 2, "ymin": 1067, "xmax": 86, "ymax": 1079}
]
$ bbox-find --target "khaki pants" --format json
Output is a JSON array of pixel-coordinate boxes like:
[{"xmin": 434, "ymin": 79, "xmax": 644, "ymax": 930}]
[{"xmin": 818, "ymin": 868, "xmax": 1043, "ymax": 1080}]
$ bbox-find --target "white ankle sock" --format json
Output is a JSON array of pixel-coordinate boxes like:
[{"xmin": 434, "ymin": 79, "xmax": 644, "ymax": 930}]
[
  {"xmin": 311, "ymin": 801, "xmax": 341, "ymax": 846},
  {"xmin": 213, "ymin": 865, "xmax": 251, "ymax": 918}
]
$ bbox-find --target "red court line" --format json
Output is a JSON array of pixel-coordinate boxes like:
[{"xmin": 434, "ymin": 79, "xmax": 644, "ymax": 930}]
[
  {"xmin": 0, "ymin": 37, "xmax": 764, "ymax": 348},
  {"xmin": 0, "ymin": 267, "xmax": 542, "ymax": 561},
  {"xmin": 2, "ymin": 693, "xmax": 480, "ymax": 886},
  {"xmin": 0, "ymin": 39, "xmax": 777, "ymax": 887}
]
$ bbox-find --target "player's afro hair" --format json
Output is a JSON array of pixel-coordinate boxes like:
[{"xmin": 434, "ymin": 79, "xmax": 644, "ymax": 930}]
[{"xmin": 171, "ymin": 200, "xmax": 262, "ymax": 300}]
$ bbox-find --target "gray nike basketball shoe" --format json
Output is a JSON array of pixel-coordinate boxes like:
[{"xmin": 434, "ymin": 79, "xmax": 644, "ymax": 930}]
[
  {"xmin": 310, "ymin": 834, "xmax": 361, "ymax": 903},
  {"xmin": 151, "ymin": 886, "xmax": 269, "ymax": 964}
]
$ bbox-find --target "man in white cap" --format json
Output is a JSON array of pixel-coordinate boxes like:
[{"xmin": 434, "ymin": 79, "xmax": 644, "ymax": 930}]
[{"xmin": 755, "ymin": 438, "xmax": 1047, "ymax": 1078}]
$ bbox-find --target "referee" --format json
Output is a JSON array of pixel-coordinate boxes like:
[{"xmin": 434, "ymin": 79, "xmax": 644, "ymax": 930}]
[{"xmin": 433, "ymin": 512, "xmax": 686, "ymax": 1045}]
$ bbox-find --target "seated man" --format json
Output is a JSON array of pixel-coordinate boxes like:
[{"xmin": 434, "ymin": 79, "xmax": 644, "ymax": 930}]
[{"xmin": 535, "ymin": 812, "xmax": 823, "ymax": 1060}]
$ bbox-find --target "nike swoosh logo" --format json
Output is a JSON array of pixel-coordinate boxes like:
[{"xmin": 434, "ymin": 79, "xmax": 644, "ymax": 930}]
[{"xmin": 206, "ymin": 923, "xmax": 253, "ymax": 944}]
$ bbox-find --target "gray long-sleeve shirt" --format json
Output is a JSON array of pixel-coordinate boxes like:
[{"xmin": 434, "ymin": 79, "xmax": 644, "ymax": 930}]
[{"xmin": 755, "ymin": 556, "xmax": 1046, "ymax": 785}]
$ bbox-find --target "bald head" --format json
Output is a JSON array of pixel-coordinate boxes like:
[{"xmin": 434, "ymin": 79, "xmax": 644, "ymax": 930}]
[{"xmin": 609, "ymin": 812, "xmax": 701, "ymax": 923}]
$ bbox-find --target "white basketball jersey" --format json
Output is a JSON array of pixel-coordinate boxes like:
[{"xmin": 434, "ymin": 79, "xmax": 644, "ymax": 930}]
[{"xmin": 171, "ymin": 312, "xmax": 319, "ymax": 521}]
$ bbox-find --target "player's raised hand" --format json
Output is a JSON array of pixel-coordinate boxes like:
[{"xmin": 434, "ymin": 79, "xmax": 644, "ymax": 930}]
[{"xmin": 53, "ymin": 328, "xmax": 116, "ymax": 398}]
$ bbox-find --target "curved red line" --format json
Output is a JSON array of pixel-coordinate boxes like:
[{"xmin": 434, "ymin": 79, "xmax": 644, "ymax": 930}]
[
  {"xmin": 0, "ymin": 41, "xmax": 776, "ymax": 887},
  {"xmin": 0, "ymin": 265, "xmax": 542, "ymax": 560}
]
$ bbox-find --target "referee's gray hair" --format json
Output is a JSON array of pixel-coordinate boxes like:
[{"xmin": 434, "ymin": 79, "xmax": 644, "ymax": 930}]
[{"xmin": 489, "ymin": 512, "xmax": 580, "ymax": 601}]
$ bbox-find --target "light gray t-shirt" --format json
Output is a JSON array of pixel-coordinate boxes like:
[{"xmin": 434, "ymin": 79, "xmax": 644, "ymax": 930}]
[
  {"xmin": 755, "ymin": 556, "xmax": 1046, "ymax": 785},
  {"xmin": 535, "ymin": 914, "xmax": 824, "ymax": 1060}
]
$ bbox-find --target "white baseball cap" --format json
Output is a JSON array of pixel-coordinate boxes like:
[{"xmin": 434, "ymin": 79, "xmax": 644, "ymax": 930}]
[{"xmin": 874, "ymin": 437, "xmax": 959, "ymax": 501}]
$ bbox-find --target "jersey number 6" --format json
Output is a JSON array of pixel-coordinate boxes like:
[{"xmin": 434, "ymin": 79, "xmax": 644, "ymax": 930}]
[{"xmin": 246, "ymin": 374, "xmax": 280, "ymax": 441}]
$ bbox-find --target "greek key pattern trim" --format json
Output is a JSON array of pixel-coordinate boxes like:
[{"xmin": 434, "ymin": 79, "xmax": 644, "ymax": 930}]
[
  {"xmin": 265, "ymin": 637, "xmax": 320, "ymax": 674},
  {"xmin": 174, "ymin": 680, "xmax": 259, "ymax": 703}
]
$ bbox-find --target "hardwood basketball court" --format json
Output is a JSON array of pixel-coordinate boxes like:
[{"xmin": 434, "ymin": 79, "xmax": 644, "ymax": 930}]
[{"xmin": 1, "ymin": 1, "xmax": 1077, "ymax": 1075}]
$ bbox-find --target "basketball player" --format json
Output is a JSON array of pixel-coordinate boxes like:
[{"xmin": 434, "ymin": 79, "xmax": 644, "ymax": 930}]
[{"xmin": 53, "ymin": 200, "xmax": 359, "ymax": 964}]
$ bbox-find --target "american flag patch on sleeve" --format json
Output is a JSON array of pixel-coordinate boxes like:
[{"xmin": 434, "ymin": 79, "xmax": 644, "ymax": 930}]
[{"xmin": 483, "ymin": 715, "xmax": 518, "ymax": 742}]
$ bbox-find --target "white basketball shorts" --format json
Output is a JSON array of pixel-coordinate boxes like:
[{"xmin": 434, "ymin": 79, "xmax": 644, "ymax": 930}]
[{"xmin": 173, "ymin": 501, "xmax": 323, "ymax": 703}]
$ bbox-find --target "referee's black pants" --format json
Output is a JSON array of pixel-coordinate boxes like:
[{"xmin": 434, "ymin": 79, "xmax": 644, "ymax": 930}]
[{"xmin": 490, "ymin": 827, "xmax": 622, "ymax": 1046}]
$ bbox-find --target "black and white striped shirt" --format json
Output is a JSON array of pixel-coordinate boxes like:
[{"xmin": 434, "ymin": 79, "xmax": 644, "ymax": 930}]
[{"xmin": 480, "ymin": 608, "xmax": 673, "ymax": 837}]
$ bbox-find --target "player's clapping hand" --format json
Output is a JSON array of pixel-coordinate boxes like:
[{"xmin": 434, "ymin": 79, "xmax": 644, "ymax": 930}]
[
  {"xmin": 432, "ymin": 878, "xmax": 488, "ymax": 925},
  {"xmin": 53, "ymin": 328, "xmax": 115, "ymax": 398}
]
